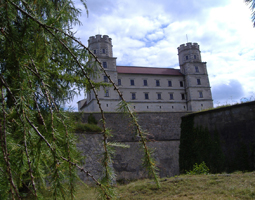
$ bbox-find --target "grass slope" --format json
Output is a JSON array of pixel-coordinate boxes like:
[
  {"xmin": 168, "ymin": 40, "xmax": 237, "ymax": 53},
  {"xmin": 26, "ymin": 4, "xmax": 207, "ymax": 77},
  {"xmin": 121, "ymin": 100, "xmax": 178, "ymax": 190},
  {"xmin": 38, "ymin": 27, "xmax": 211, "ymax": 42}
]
[{"xmin": 76, "ymin": 171, "xmax": 255, "ymax": 199}]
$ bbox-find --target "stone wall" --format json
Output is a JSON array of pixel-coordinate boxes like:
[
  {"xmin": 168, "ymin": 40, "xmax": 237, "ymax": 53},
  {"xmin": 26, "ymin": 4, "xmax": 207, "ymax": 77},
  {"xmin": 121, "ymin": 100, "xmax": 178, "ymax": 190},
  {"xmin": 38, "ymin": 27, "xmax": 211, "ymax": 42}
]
[
  {"xmin": 75, "ymin": 112, "xmax": 189, "ymax": 182},
  {"xmin": 181, "ymin": 101, "xmax": 255, "ymax": 172}
]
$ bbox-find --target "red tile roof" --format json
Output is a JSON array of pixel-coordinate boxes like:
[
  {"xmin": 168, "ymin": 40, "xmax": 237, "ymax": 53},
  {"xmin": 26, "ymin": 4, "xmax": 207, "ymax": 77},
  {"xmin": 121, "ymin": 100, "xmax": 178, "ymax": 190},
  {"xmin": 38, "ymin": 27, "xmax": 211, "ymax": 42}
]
[{"xmin": 116, "ymin": 66, "xmax": 183, "ymax": 76}]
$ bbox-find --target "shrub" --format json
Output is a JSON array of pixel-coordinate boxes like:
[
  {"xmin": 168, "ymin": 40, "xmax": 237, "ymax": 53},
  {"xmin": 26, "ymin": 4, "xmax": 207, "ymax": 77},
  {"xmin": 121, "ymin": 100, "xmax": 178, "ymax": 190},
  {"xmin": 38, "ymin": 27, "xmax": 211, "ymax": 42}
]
[
  {"xmin": 186, "ymin": 161, "xmax": 210, "ymax": 175},
  {"xmin": 88, "ymin": 113, "xmax": 98, "ymax": 124},
  {"xmin": 75, "ymin": 122, "xmax": 102, "ymax": 133}
]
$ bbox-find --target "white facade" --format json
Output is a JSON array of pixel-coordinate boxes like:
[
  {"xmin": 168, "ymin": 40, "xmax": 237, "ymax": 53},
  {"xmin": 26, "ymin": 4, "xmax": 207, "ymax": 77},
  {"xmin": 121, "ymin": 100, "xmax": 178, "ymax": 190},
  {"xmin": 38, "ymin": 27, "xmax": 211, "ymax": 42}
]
[{"xmin": 78, "ymin": 35, "xmax": 213, "ymax": 112}]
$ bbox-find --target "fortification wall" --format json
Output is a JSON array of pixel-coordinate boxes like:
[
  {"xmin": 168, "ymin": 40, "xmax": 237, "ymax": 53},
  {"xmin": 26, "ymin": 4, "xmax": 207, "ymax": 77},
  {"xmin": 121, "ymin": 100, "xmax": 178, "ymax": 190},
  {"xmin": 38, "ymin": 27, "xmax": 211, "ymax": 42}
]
[
  {"xmin": 181, "ymin": 101, "xmax": 255, "ymax": 172},
  {"xmin": 75, "ymin": 112, "xmax": 189, "ymax": 182}
]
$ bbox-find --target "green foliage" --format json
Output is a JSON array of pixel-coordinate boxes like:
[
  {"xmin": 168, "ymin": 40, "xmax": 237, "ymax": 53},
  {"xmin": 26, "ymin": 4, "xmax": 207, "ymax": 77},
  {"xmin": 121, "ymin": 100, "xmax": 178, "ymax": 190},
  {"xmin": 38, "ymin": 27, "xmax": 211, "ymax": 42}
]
[
  {"xmin": 0, "ymin": 1, "xmax": 162, "ymax": 199},
  {"xmin": 179, "ymin": 115, "xmax": 225, "ymax": 174},
  {"xmin": 74, "ymin": 122, "xmax": 102, "ymax": 133},
  {"xmin": 0, "ymin": 0, "xmax": 113, "ymax": 199},
  {"xmin": 88, "ymin": 113, "xmax": 98, "ymax": 124},
  {"xmin": 180, "ymin": 113, "xmax": 255, "ymax": 174},
  {"xmin": 186, "ymin": 162, "xmax": 210, "ymax": 175}
]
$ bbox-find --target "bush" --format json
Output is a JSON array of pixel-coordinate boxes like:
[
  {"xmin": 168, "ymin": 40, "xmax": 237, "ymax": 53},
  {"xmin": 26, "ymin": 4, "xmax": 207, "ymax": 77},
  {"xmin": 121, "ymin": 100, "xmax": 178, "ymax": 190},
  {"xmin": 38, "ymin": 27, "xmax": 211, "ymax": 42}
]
[
  {"xmin": 75, "ymin": 122, "xmax": 102, "ymax": 133},
  {"xmin": 186, "ymin": 161, "xmax": 210, "ymax": 175},
  {"xmin": 88, "ymin": 114, "xmax": 98, "ymax": 124}
]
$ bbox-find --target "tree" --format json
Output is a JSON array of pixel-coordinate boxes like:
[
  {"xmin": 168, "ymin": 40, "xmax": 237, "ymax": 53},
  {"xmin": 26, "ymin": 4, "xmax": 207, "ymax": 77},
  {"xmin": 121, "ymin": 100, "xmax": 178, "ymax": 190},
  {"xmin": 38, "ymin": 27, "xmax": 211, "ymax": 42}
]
[
  {"xmin": 245, "ymin": 0, "xmax": 255, "ymax": 26},
  {"xmin": 0, "ymin": 0, "xmax": 160, "ymax": 199}
]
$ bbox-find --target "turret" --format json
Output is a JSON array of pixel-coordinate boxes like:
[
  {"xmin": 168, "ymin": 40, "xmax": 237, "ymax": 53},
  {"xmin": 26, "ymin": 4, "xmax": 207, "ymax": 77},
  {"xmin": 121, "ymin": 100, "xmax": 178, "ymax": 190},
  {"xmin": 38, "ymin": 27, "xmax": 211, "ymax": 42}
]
[
  {"xmin": 177, "ymin": 42, "xmax": 201, "ymax": 67},
  {"xmin": 88, "ymin": 34, "xmax": 113, "ymax": 57}
]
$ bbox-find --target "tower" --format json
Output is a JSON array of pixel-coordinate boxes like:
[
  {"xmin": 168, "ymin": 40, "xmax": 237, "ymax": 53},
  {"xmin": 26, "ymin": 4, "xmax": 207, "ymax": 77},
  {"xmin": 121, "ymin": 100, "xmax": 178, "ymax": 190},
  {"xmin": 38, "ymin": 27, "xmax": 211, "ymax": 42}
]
[
  {"xmin": 178, "ymin": 43, "xmax": 213, "ymax": 111},
  {"xmin": 85, "ymin": 35, "xmax": 119, "ymax": 112},
  {"xmin": 88, "ymin": 34, "xmax": 113, "ymax": 57}
]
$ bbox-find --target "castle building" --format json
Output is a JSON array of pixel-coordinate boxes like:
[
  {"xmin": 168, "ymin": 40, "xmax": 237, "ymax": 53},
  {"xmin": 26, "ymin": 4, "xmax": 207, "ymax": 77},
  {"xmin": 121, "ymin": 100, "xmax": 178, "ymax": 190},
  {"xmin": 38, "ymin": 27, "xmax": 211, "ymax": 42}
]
[{"xmin": 78, "ymin": 34, "xmax": 213, "ymax": 112}]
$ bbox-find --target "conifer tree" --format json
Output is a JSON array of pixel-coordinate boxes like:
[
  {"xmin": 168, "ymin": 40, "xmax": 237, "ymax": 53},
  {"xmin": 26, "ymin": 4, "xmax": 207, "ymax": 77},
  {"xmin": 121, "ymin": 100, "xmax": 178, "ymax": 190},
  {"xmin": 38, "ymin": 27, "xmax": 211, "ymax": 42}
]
[
  {"xmin": 0, "ymin": 1, "xmax": 160, "ymax": 199},
  {"xmin": 245, "ymin": 0, "xmax": 255, "ymax": 26}
]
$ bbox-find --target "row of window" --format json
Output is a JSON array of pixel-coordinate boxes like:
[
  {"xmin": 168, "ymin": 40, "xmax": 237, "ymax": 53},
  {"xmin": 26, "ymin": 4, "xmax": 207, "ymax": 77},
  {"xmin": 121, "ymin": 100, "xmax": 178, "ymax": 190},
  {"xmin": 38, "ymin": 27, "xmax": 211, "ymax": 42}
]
[
  {"xmin": 185, "ymin": 54, "xmax": 198, "ymax": 61},
  {"xmin": 131, "ymin": 93, "xmax": 186, "ymax": 100},
  {"xmin": 115, "ymin": 79, "xmax": 202, "ymax": 86},
  {"xmin": 104, "ymin": 91, "xmax": 204, "ymax": 99},
  {"xmin": 116, "ymin": 79, "xmax": 185, "ymax": 87},
  {"xmin": 104, "ymin": 104, "xmax": 187, "ymax": 110},
  {"xmin": 94, "ymin": 49, "xmax": 107, "ymax": 54}
]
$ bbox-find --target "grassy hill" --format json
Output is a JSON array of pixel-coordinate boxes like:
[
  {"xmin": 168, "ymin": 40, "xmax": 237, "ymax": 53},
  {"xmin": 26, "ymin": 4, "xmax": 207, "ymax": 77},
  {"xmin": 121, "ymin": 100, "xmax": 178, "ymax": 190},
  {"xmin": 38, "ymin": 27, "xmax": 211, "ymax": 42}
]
[{"xmin": 76, "ymin": 171, "xmax": 255, "ymax": 199}]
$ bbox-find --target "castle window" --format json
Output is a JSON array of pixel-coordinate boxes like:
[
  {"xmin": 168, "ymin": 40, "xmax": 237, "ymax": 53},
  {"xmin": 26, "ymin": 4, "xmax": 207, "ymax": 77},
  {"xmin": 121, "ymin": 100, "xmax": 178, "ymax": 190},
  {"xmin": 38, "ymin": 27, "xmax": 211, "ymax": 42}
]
[
  {"xmin": 180, "ymin": 81, "xmax": 184, "ymax": 87},
  {"xmin": 160, "ymin": 106, "xmax": 162, "ymax": 109},
  {"xmin": 199, "ymin": 91, "xmax": 203, "ymax": 98},
  {"xmin": 156, "ymin": 80, "xmax": 160, "ymax": 86},
  {"xmin": 181, "ymin": 93, "xmax": 185, "ymax": 100},
  {"xmin": 102, "ymin": 49, "xmax": 106, "ymax": 54},
  {"xmin": 118, "ymin": 79, "xmax": 121, "ymax": 86},
  {"xmin": 104, "ymin": 76, "xmax": 108, "ymax": 82},
  {"xmin": 197, "ymin": 79, "xmax": 201, "ymax": 85},
  {"xmin": 186, "ymin": 55, "xmax": 189, "ymax": 60},
  {"xmin": 195, "ymin": 66, "xmax": 199, "ymax": 73},
  {"xmin": 157, "ymin": 93, "xmax": 162, "ymax": 100},
  {"xmin": 131, "ymin": 93, "xmax": 136, "ymax": 100},
  {"xmin": 143, "ymin": 80, "xmax": 148, "ymax": 86},
  {"xmin": 194, "ymin": 55, "xmax": 197, "ymax": 59},
  {"xmin": 106, "ymin": 104, "xmax": 108, "ymax": 107},
  {"xmin": 105, "ymin": 90, "xmax": 109, "ymax": 97},
  {"xmin": 169, "ymin": 93, "xmax": 174, "ymax": 100},
  {"xmin": 94, "ymin": 50, "xmax": 96, "ymax": 54},
  {"xmin": 145, "ymin": 93, "xmax": 149, "ymax": 100},
  {"xmin": 130, "ymin": 79, "xmax": 135, "ymax": 86},
  {"xmin": 103, "ymin": 62, "xmax": 107, "ymax": 68},
  {"xmin": 168, "ymin": 80, "xmax": 172, "ymax": 87},
  {"xmin": 201, "ymin": 104, "xmax": 203, "ymax": 107}
]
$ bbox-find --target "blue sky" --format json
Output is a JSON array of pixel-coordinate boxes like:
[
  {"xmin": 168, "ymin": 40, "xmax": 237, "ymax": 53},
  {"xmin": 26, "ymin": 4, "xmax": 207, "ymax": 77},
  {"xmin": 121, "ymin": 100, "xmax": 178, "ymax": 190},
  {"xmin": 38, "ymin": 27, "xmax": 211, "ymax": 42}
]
[{"xmin": 66, "ymin": 0, "xmax": 255, "ymax": 110}]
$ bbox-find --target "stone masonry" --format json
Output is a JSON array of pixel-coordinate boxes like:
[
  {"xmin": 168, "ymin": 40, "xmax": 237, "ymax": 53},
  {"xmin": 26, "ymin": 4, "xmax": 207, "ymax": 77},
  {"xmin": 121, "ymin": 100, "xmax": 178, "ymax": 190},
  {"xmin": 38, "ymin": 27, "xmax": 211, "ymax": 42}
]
[{"xmin": 76, "ymin": 112, "xmax": 189, "ymax": 182}]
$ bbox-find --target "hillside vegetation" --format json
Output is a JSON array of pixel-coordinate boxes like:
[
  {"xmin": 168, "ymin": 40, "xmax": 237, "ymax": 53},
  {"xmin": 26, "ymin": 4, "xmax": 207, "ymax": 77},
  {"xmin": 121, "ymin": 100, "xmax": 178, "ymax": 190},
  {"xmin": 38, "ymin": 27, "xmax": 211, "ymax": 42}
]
[{"xmin": 75, "ymin": 171, "xmax": 255, "ymax": 199}]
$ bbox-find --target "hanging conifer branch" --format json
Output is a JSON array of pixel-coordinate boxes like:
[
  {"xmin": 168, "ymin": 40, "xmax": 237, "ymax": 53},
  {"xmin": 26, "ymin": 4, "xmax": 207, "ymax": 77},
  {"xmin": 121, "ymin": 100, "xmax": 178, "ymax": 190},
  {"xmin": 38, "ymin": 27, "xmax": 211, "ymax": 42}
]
[
  {"xmin": 0, "ymin": 87, "xmax": 22, "ymax": 200},
  {"xmin": 1, "ymin": 1, "xmax": 162, "ymax": 199}
]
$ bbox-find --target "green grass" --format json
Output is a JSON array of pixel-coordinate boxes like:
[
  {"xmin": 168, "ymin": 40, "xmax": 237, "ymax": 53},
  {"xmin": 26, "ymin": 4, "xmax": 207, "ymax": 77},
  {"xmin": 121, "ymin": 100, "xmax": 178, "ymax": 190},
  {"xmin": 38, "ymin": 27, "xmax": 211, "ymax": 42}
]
[
  {"xmin": 75, "ymin": 171, "xmax": 255, "ymax": 199},
  {"xmin": 74, "ymin": 122, "xmax": 102, "ymax": 133}
]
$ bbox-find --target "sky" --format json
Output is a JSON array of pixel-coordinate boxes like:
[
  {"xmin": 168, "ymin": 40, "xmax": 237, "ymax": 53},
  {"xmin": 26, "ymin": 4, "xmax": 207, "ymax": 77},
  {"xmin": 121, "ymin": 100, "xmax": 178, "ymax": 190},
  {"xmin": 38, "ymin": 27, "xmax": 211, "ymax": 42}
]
[{"xmin": 66, "ymin": 0, "xmax": 255, "ymax": 110}]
